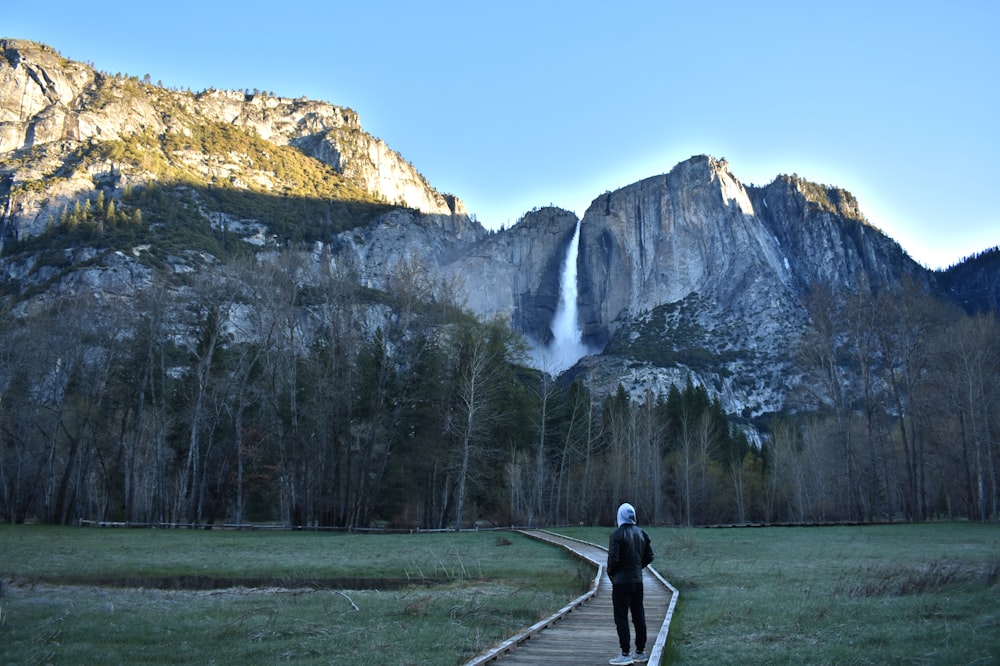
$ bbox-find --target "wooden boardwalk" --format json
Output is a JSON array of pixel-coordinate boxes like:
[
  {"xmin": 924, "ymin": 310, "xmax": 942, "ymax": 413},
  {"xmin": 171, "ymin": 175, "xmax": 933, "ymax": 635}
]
[{"xmin": 465, "ymin": 529, "xmax": 677, "ymax": 665}]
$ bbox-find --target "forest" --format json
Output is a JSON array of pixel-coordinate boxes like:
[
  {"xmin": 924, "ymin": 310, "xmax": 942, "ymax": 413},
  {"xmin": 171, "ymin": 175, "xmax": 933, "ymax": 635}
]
[{"xmin": 0, "ymin": 245, "xmax": 998, "ymax": 529}]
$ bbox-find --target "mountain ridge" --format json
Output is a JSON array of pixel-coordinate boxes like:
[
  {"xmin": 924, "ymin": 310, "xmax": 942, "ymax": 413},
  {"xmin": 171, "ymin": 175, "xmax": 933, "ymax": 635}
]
[
  {"xmin": 2, "ymin": 38, "xmax": 999, "ymax": 531},
  {"xmin": 0, "ymin": 38, "xmax": 469, "ymax": 243},
  {"xmin": 2, "ymin": 37, "xmax": 996, "ymax": 418}
]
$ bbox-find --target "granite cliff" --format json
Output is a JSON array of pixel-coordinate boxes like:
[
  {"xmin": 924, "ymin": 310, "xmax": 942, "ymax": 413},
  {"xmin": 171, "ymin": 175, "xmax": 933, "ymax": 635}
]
[
  {"xmin": 563, "ymin": 156, "xmax": 936, "ymax": 414},
  {"xmin": 0, "ymin": 38, "xmax": 465, "ymax": 246},
  {"xmin": 2, "ymin": 39, "xmax": 995, "ymax": 422}
]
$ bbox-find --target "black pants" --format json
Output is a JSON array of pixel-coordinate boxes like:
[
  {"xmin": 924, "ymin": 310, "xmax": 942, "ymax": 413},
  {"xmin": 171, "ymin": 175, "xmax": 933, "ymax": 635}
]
[{"xmin": 612, "ymin": 581, "xmax": 646, "ymax": 653}]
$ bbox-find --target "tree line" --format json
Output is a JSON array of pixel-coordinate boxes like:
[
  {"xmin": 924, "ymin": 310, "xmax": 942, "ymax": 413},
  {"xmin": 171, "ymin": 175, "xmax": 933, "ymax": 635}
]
[{"xmin": 0, "ymin": 253, "xmax": 997, "ymax": 528}]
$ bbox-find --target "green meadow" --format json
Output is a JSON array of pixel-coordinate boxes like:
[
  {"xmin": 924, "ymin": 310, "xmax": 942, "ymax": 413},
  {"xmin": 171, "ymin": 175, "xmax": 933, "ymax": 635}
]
[
  {"xmin": 0, "ymin": 527, "xmax": 590, "ymax": 665},
  {"xmin": 564, "ymin": 523, "xmax": 1000, "ymax": 665},
  {"xmin": 1, "ymin": 523, "xmax": 997, "ymax": 665}
]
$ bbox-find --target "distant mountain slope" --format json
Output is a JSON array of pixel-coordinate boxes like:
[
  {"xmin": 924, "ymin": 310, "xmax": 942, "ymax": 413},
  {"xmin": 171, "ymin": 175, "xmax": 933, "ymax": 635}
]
[
  {"xmin": 2, "ymin": 37, "xmax": 997, "ymax": 422},
  {"xmin": 940, "ymin": 247, "xmax": 1000, "ymax": 314},
  {"xmin": 0, "ymin": 38, "xmax": 469, "ymax": 249}
]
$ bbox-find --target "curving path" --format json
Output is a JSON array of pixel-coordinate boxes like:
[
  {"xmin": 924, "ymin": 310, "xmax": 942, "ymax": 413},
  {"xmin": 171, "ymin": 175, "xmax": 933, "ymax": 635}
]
[{"xmin": 465, "ymin": 529, "xmax": 677, "ymax": 665}]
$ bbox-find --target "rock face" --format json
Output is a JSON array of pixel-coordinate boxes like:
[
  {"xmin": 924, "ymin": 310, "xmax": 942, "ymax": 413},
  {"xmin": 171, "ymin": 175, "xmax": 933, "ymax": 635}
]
[
  {"xmin": 444, "ymin": 206, "xmax": 578, "ymax": 341},
  {"xmin": 326, "ymin": 207, "xmax": 486, "ymax": 293},
  {"xmin": 340, "ymin": 154, "xmax": 933, "ymax": 416},
  {"xmin": 576, "ymin": 156, "xmax": 927, "ymax": 346},
  {"xmin": 747, "ymin": 174, "xmax": 931, "ymax": 293},
  {"xmin": 0, "ymin": 38, "xmax": 462, "ymax": 243},
  {"xmin": 300, "ymin": 128, "xmax": 465, "ymax": 216},
  {"xmin": 3, "ymin": 39, "xmax": 996, "ymax": 420},
  {"xmin": 576, "ymin": 157, "xmax": 781, "ymax": 346},
  {"xmin": 0, "ymin": 40, "xmax": 95, "ymax": 151},
  {"xmin": 327, "ymin": 205, "xmax": 578, "ymax": 345},
  {"xmin": 560, "ymin": 155, "xmax": 936, "ymax": 413}
]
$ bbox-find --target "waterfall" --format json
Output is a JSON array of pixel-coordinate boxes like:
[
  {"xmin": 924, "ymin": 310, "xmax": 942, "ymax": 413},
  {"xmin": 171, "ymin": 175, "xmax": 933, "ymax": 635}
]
[{"xmin": 542, "ymin": 219, "xmax": 589, "ymax": 373}]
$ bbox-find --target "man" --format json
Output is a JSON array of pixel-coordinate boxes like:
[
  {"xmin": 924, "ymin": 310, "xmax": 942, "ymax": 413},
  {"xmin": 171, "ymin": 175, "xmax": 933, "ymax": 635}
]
[{"xmin": 607, "ymin": 502, "xmax": 654, "ymax": 665}]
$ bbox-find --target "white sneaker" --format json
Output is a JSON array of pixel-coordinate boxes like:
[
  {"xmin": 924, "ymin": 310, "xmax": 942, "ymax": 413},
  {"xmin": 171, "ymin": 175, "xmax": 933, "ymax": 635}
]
[
  {"xmin": 632, "ymin": 650, "xmax": 649, "ymax": 663},
  {"xmin": 609, "ymin": 653, "xmax": 634, "ymax": 665}
]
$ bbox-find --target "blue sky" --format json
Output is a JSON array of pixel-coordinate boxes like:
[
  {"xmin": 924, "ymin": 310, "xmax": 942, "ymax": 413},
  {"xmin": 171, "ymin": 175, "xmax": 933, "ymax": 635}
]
[{"xmin": 5, "ymin": 1, "xmax": 997, "ymax": 269}]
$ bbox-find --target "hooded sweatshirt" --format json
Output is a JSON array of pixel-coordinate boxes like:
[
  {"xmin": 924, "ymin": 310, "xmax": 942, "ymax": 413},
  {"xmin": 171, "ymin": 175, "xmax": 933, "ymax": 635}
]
[
  {"xmin": 617, "ymin": 502, "xmax": 637, "ymax": 527},
  {"xmin": 607, "ymin": 502, "xmax": 653, "ymax": 584}
]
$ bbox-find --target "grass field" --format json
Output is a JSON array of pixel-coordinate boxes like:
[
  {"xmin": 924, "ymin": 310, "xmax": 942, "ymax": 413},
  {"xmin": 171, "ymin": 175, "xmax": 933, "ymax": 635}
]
[
  {"xmin": 0, "ymin": 527, "xmax": 591, "ymax": 665},
  {"xmin": 560, "ymin": 523, "xmax": 1000, "ymax": 665},
  {"xmin": 1, "ymin": 523, "xmax": 998, "ymax": 665}
]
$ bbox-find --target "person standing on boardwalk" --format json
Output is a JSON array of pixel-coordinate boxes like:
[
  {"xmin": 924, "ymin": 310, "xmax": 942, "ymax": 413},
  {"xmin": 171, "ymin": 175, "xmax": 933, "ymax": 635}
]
[{"xmin": 607, "ymin": 502, "xmax": 654, "ymax": 665}]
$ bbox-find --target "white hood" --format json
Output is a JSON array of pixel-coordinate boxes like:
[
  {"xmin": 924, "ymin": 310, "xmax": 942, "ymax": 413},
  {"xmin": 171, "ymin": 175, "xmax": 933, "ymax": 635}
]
[{"xmin": 616, "ymin": 502, "xmax": 636, "ymax": 527}]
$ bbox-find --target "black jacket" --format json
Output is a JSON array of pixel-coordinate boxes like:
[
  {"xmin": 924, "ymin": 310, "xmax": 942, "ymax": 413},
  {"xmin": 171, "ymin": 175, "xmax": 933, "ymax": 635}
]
[{"xmin": 607, "ymin": 523, "xmax": 653, "ymax": 584}]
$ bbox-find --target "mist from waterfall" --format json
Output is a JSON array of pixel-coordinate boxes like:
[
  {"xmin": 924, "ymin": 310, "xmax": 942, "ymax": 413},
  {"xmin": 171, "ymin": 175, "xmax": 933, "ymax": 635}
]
[{"xmin": 532, "ymin": 219, "xmax": 590, "ymax": 374}]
